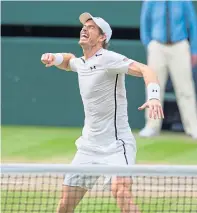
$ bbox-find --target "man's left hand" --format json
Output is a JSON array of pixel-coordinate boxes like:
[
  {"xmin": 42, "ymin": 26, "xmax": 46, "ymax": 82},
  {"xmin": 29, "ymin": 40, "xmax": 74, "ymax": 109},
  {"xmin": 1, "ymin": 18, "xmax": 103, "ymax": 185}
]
[{"xmin": 138, "ymin": 99, "xmax": 164, "ymax": 119}]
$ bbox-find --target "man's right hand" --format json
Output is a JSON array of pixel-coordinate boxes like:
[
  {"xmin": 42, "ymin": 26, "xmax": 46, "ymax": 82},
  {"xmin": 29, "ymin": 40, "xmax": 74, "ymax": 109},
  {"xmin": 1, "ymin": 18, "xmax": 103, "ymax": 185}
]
[{"xmin": 41, "ymin": 53, "xmax": 56, "ymax": 67}]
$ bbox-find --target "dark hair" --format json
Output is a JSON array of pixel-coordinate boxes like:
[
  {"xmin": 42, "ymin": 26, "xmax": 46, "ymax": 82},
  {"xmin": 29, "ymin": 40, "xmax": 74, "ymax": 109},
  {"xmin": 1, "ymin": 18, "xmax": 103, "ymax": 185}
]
[{"xmin": 86, "ymin": 18, "xmax": 109, "ymax": 49}]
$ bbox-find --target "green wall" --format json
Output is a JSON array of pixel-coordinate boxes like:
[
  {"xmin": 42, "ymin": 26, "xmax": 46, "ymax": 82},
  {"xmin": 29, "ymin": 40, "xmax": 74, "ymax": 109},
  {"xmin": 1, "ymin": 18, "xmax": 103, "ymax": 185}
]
[
  {"xmin": 1, "ymin": 1, "xmax": 142, "ymax": 27},
  {"xmin": 2, "ymin": 1, "xmax": 197, "ymax": 27},
  {"xmin": 2, "ymin": 38, "xmax": 146, "ymax": 128}
]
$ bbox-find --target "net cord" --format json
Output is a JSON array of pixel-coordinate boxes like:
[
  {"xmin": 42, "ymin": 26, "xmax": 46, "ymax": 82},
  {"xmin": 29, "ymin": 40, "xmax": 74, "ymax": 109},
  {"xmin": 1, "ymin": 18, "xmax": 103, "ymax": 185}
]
[{"xmin": 1, "ymin": 164, "xmax": 197, "ymax": 176}]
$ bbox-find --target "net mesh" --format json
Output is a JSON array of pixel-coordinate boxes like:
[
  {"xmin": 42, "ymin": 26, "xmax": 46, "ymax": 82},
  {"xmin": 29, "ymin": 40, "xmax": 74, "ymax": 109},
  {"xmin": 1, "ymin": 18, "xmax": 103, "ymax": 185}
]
[{"xmin": 1, "ymin": 167, "xmax": 197, "ymax": 213}]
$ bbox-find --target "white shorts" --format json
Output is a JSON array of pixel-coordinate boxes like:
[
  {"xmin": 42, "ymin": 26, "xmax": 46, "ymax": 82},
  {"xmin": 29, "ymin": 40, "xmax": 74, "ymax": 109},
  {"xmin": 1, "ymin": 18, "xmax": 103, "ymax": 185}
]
[{"xmin": 63, "ymin": 143, "xmax": 136, "ymax": 190}]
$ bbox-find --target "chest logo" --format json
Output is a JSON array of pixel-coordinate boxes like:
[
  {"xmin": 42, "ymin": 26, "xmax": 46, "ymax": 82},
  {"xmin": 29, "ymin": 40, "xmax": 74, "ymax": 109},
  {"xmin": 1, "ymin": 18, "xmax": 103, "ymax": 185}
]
[{"xmin": 90, "ymin": 66, "xmax": 96, "ymax": 70}]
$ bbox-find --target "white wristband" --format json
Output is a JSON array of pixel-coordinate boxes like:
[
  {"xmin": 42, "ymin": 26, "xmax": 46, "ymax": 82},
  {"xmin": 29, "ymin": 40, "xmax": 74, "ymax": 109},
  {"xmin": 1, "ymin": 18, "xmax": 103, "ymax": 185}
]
[
  {"xmin": 147, "ymin": 83, "xmax": 160, "ymax": 100},
  {"xmin": 53, "ymin": 53, "xmax": 64, "ymax": 66}
]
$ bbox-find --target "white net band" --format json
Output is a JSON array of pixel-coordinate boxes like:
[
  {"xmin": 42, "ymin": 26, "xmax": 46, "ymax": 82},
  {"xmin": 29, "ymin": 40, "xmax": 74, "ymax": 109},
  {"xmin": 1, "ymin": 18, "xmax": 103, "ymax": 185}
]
[{"xmin": 2, "ymin": 164, "xmax": 197, "ymax": 176}]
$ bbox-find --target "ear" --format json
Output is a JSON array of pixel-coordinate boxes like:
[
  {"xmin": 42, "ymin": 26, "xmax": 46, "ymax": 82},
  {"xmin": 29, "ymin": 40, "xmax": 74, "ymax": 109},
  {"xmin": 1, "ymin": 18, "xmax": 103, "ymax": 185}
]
[{"xmin": 100, "ymin": 33, "xmax": 107, "ymax": 43}]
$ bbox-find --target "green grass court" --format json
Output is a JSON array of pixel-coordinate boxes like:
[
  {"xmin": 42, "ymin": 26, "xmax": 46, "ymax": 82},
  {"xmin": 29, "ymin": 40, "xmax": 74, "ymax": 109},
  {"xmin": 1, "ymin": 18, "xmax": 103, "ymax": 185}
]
[
  {"xmin": 2, "ymin": 125, "xmax": 197, "ymax": 164},
  {"xmin": 1, "ymin": 126, "xmax": 197, "ymax": 213}
]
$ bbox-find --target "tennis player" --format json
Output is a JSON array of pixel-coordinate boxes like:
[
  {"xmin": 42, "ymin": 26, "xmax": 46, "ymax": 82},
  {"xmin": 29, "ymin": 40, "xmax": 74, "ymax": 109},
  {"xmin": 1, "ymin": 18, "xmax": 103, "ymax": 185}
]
[{"xmin": 41, "ymin": 12, "xmax": 164, "ymax": 213}]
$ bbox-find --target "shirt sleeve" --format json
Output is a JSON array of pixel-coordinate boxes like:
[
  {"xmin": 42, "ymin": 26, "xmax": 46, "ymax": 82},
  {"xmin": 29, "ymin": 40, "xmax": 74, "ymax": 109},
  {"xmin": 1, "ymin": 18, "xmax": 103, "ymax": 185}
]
[
  {"xmin": 68, "ymin": 58, "xmax": 78, "ymax": 72},
  {"xmin": 184, "ymin": 1, "xmax": 197, "ymax": 54},
  {"xmin": 105, "ymin": 51, "xmax": 134, "ymax": 74},
  {"xmin": 140, "ymin": 1, "xmax": 153, "ymax": 47}
]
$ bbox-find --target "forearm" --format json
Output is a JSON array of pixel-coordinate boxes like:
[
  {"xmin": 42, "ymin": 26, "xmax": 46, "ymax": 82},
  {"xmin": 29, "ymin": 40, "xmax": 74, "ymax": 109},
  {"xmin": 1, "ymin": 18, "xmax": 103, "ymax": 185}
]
[
  {"xmin": 128, "ymin": 61, "xmax": 160, "ymax": 100},
  {"xmin": 54, "ymin": 53, "xmax": 76, "ymax": 71},
  {"xmin": 140, "ymin": 63, "xmax": 158, "ymax": 86},
  {"xmin": 128, "ymin": 62, "xmax": 158, "ymax": 85}
]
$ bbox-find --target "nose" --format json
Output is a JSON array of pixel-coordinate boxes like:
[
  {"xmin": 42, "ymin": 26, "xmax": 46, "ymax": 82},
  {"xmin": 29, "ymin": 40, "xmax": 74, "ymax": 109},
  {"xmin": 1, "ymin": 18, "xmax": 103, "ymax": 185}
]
[{"xmin": 82, "ymin": 25, "xmax": 87, "ymax": 32}]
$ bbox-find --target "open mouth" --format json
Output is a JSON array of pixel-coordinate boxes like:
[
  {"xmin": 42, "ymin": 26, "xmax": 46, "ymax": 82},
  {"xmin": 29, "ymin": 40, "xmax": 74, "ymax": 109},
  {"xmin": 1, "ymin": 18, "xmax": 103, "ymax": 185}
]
[{"xmin": 80, "ymin": 33, "xmax": 89, "ymax": 39}]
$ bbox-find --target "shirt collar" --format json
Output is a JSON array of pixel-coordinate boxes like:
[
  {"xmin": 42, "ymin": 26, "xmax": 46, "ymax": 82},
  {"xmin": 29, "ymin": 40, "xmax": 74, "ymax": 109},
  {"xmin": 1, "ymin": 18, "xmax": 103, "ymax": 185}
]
[{"xmin": 83, "ymin": 48, "xmax": 104, "ymax": 61}]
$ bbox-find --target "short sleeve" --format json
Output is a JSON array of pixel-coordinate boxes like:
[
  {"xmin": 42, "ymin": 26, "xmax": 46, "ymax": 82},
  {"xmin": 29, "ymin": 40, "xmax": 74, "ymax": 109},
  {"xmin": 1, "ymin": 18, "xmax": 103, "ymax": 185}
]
[
  {"xmin": 105, "ymin": 51, "xmax": 134, "ymax": 74},
  {"xmin": 69, "ymin": 58, "xmax": 78, "ymax": 72}
]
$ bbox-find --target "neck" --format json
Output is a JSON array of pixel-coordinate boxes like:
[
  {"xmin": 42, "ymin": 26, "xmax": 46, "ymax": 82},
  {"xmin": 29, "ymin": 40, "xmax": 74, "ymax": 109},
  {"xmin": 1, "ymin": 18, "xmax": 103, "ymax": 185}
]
[{"xmin": 82, "ymin": 45, "xmax": 103, "ymax": 60}]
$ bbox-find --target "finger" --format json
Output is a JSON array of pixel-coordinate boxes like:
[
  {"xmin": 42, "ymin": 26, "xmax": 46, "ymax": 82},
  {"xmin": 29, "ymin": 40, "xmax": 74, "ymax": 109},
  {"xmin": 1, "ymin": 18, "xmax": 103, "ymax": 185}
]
[
  {"xmin": 158, "ymin": 105, "xmax": 164, "ymax": 119},
  {"xmin": 157, "ymin": 105, "xmax": 161, "ymax": 119},
  {"xmin": 152, "ymin": 105, "xmax": 157, "ymax": 119},
  {"xmin": 41, "ymin": 54, "xmax": 47, "ymax": 64},
  {"xmin": 138, "ymin": 103, "xmax": 148, "ymax": 110},
  {"xmin": 153, "ymin": 105, "xmax": 158, "ymax": 119},
  {"xmin": 45, "ymin": 63, "xmax": 53, "ymax": 67},
  {"xmin": 43, "ymin": 54, "xmax": 48, "ymax": 61},
  {"xmin": 149, "ymin": 105, "xmax": 154, "ymax": 118},
  {"xmin": 155, "ymin": 105, "xmax": 161, "ymax": 119},
  {"xmin": 41, "ymin": 54, "xmax": 49, "ymax": 64},
  {"xmin": 43, "ymin": 53, "xmax": 50, "ymax": 62},
  {"xmin": 159, "ymin": 106, "xmax": 165, "ymax": 119},
  {"xmin": 48, "ymin": 53, "xmax": 53, "ymax": 63},
  {"xmin": 156, "ymin": 105, "xmax": 163, "ymax": 119}
]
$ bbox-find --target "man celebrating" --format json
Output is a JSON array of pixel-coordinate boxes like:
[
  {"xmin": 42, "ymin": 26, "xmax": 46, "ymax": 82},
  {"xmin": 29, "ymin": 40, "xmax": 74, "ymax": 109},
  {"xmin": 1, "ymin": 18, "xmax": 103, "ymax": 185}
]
[{"xmin": 41, "ymin": 12, "xmax": 164, "ymax": 213}]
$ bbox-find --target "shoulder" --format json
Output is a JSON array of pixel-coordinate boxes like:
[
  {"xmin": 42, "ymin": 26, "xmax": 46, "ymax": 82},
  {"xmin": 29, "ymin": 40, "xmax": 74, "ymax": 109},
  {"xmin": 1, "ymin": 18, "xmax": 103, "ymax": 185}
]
[
  {"xmin": 70, "ymin": 56, "xmax": 83, "ymax": 62},
  {"xmin": 102, "ymin": 50, "xmax": 127, "ymax": 65},
  {"xmin": 70, "ymin": 57, "xmax": 85, "ymax": 66},
  {"xmin": 69, "ymin": 57, "xmax": 85, "ymax": 72},
  {"xmin": 103, "ymin": 50, "xmax": 124, "ymax": 58}
]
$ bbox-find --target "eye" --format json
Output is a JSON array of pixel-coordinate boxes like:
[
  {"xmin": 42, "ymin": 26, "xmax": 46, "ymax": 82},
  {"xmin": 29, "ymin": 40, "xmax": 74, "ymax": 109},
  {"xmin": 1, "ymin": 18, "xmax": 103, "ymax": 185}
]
[{"xmin": 89, "ymin": 26, "xmax": 95, "ymax": 30}]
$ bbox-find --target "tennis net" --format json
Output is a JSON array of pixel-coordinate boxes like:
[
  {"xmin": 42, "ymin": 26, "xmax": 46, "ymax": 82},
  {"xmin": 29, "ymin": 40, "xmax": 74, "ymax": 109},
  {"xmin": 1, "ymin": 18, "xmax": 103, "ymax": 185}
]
[{"xmin": 1, "ymin": 164, "xmax": 197, "ymax": 213}]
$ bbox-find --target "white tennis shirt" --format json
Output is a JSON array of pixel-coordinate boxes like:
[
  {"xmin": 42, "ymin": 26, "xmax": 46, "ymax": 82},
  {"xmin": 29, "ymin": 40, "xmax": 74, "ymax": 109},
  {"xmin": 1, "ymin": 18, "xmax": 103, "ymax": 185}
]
[{"xmin": 69, "ymin": 48, "xmax": 136, "ymax": 153}]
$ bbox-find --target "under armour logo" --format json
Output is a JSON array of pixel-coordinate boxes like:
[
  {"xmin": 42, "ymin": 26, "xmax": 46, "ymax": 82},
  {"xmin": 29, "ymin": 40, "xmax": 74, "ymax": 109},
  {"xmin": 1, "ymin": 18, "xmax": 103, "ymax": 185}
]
[
  {"xmin": 90, "ymin": 66, "xmax": 96, "ymax": 70},
  {"xmin": 95, "ymin": 54, "xmax": 102, "ymax": 57},
  {"xmin": 152, "ymin": 89, "xmax": 158, "ymax": 92}
]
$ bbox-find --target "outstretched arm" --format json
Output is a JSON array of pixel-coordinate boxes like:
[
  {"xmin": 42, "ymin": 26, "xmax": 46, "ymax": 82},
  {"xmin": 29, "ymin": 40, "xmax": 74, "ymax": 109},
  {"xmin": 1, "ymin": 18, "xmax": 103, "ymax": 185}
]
[
  {"xmin": 102, "ymin": 51, "xmax": 164, "ymax": 120},
  {"xmin": 128, "ymin": 61, "xmax": 158, "ymax": 85},
  {"xmin": 41, "ymin": 53, "xmax": 76, "ymax": 71},
  {"xmin": 128, "ymin": 61, "xmax": 164, "ymax": 119}
]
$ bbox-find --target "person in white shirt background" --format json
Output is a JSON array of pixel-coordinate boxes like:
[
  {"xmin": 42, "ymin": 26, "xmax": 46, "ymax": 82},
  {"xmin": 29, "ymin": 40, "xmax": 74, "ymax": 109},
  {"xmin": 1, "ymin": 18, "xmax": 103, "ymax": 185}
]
[{"xmin": 41, "ymin": 12, "xmax": 164, "ymax": 213}]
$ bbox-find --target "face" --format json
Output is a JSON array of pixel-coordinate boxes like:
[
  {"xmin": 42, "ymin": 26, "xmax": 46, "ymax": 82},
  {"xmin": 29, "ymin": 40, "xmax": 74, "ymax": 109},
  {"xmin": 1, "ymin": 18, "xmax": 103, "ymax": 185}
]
[{"xmin": 79, "ymin": 19, "xmax": 106, "ymax": 48}]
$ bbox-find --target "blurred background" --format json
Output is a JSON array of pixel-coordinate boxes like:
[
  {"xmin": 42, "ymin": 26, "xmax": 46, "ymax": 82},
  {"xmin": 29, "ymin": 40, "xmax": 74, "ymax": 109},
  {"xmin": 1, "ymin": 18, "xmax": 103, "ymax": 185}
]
[{"xmin": 1, "ymin": 1, "xmax": 197, "ymax": 164}]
